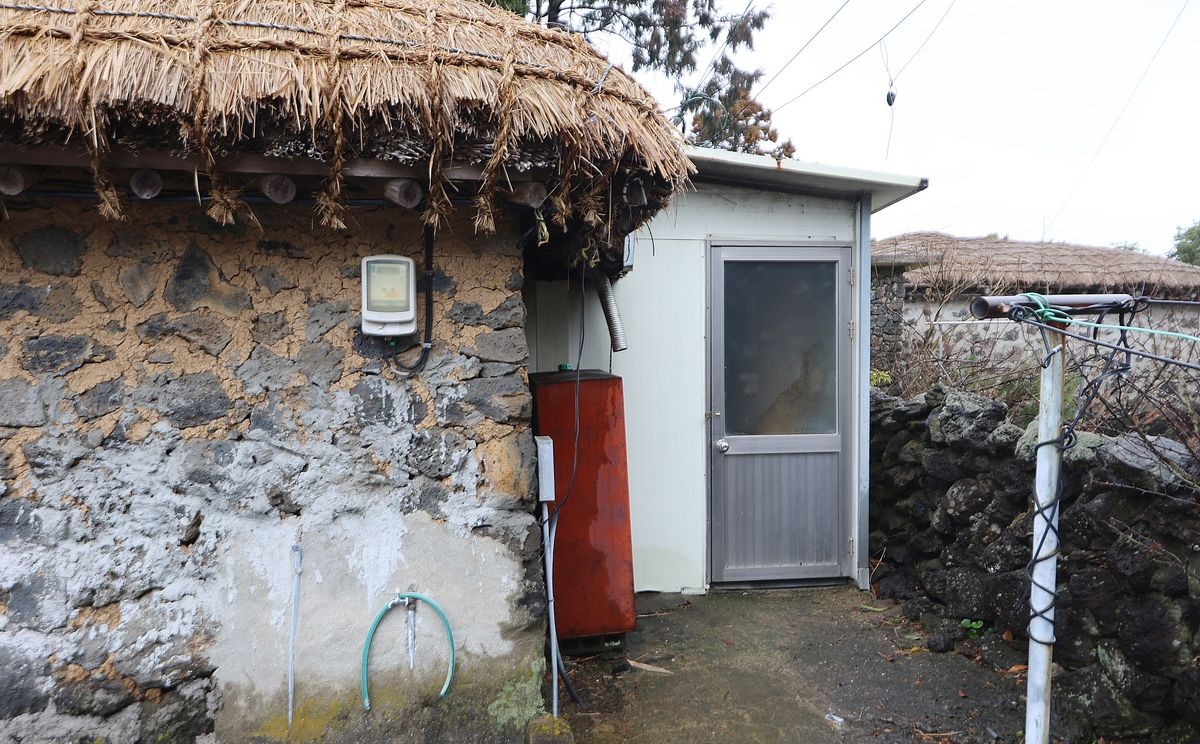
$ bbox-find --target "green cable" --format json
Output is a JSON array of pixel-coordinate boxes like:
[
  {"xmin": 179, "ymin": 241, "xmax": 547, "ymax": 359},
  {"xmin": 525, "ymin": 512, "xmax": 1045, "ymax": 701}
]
[
  {"xmin": 1016, "ymin": 292, "xmax": 1200, "ymax": 346},
  {"xmin": 361, "ymin": 592, "xmax": 455, "ymax": 711}
]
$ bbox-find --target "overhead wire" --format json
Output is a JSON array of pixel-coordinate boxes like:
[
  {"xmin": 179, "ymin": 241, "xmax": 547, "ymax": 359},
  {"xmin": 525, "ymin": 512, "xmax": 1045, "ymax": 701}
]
[
  {"xmin": 1043, "ymin": 0, "xmax": 1191, "ymax": 237},
  {"xmin": 891, "ymin": 0, "xmax": 957, "ymax": 82},
  {"xmin": 771, "ymin": 0, "xmax": 929, "ymax": 114},
  {"xmin": 881, "ymin": 41, "xmax": 896, "ymax": 158},
  {"xmin": 755, "ymin": 0, "xmax": 852, "ymax": 98},
  {"xmin": 676, "ymin": 0, "xmax": 756, "ymax": 116}
]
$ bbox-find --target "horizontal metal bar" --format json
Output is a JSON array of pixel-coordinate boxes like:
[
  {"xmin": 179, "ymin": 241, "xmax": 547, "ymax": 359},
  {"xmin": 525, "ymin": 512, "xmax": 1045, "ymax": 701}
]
[
  {"xmin": 971, "ymin": 293, "xmax": 1135, "ymax": 320},
  {"xmin": 720, "ymin": 433, "xmax": 841, "ymax": 454},
  {"xmin": 718, "ymin": 563, "xmax": 845, "ymax": 581}
]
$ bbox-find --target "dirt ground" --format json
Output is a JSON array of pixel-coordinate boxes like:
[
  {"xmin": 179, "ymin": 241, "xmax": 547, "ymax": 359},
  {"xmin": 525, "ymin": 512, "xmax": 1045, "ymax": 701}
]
[{"xmin": 556, "ymin": 585, "xmax": 1032, "ymax": 744}]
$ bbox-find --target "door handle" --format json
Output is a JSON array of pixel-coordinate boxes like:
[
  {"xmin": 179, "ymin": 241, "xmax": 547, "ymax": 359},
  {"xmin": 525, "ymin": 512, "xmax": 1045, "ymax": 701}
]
[{"xmin": 716, "ymin": 439, "xmax": 730, "ymax": 453}]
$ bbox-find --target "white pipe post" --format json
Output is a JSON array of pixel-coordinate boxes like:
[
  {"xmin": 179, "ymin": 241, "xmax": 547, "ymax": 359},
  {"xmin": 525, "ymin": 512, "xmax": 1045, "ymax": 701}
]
[
  {"xmin": 1026, "ymin": 333, "xmax": 1064, "ymax": 744},
  {"xmin": 535, "ymin": 436, "xmax": 559, "ymax": 717},
  {"xmin": 288, "ymin": 545, "xmax": 302, "ymax": 730}
]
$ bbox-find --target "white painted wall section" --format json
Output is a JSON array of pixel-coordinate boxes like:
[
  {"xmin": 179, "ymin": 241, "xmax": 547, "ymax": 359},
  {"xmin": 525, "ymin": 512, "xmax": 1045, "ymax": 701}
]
[{"xmin": 528, "ymin": 183, "xmax": 859, "ymax": 593}]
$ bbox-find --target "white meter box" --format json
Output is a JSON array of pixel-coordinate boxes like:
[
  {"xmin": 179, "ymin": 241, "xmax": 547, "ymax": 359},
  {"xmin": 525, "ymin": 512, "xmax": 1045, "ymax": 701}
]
[{"xmin": 361, "ymin": 255, "xmax": 417, "ymax": 336}]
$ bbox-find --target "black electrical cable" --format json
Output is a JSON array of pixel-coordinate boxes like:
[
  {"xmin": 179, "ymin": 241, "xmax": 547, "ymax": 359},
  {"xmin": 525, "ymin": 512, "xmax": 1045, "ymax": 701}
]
[
  {"xmin": 550, "ymin": 263, "xmax": 587, "ymax": 521},
  {"xmin": 389, "ymin": 226, "xmax": 435, "ymax": 374},
  {"xmin": 557, "ymin": 654, "xmax": 583, "ymax": 704},
  {"xmin": 1145, "ymin": 298, "xmax": 1200, "ymax": 307},
  {"xmin": 1008, "ymin": 299, "xmax": 1149, "ymax": 642}
]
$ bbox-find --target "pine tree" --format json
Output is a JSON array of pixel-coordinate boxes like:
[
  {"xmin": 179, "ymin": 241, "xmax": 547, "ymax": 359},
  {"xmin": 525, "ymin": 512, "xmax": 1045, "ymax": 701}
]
[{"xmin": 487, "ymin": 0, "xmax": 792, "ymax": 157}]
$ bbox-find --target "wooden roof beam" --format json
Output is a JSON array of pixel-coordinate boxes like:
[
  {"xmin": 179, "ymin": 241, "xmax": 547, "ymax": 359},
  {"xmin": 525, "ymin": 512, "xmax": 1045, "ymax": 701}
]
[{"xmin": 0, "ymin": 146, "xmax": 549, "ymax": 182}]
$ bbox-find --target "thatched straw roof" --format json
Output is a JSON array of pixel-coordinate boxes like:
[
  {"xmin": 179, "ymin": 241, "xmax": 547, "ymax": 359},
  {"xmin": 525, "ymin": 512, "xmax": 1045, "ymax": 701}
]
[
  {"xmin": 0, "ymin": 0, "xmax": 691, "ymax": 234},
  {"xmin": 873, "ymin": 232, "xmax": 1200, "ymax": 297}
]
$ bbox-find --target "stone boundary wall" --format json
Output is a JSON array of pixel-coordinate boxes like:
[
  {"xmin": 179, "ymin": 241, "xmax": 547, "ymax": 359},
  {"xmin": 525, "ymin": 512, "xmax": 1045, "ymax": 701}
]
[
  {"xmin": 0, "ymin": 198, "xmax": 545, "ymax": 743},
  {"xmin": 870, "ymin": 269, "xmax": 1200, "ymax": 397},
  {"xmin": 870, "ymin": 386, "xmax": 1200, "ymax": 743}
]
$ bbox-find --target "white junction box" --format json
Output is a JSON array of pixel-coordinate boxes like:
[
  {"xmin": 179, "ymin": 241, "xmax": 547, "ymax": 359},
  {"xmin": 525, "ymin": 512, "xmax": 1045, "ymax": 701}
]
[{"xmin": 361, "ymin": 254, "xmax": 417, "ymax": 336}]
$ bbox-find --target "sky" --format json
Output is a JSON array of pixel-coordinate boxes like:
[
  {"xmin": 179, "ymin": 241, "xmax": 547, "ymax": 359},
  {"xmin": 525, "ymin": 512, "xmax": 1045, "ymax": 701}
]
[{"xmin": 597, "ymin": 1, "xmax": 1200, "ymax": 255}]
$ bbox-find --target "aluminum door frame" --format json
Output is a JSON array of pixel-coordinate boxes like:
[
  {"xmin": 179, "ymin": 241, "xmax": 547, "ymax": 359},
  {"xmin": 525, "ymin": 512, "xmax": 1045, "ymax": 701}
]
[{"xmin": 707, "ymin": 241, "xmax": 856, "ymax": 584}]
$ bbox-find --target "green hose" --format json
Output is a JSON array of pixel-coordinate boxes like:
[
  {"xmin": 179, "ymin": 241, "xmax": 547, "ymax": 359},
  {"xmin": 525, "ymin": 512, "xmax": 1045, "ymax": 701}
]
[{"xmin": 361, "ymin": 592, "xmax": 455, "ymax": 710}]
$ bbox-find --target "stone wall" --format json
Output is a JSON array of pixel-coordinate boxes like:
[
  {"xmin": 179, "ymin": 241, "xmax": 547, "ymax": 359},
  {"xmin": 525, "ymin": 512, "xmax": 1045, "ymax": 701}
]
[
  {"xmin": 0, "ymin": 197, "xmax": 545, "ymax": 742},
  {"xmin": 869, "ymin": 266, "xmax": 1200, "ymax": 400},
  {"xmin": 870, "ymin": 386, "xmax": 1200, "ymax": 743}
]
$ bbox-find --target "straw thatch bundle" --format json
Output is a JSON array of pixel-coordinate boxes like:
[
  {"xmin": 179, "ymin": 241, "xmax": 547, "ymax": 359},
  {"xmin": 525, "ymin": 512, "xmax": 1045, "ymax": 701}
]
[
  {"xmin": 0, "ymin": 0, "xmax": 691, "ymax": 234},
  {"xmin": 873, "ymin": 232, "xmax": 1200, "ymax": 298}
]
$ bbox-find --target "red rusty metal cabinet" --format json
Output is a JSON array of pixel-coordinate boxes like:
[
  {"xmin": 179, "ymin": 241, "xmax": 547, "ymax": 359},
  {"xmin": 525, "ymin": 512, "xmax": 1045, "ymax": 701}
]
[{"xmin": 530, "ymin": 371, "xmax": 636, "ymax": 639}]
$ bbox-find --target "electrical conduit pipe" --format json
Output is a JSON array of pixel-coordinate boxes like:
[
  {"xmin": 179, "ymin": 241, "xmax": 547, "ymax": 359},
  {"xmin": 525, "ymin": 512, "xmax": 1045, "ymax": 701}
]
[
  {"xmin": 591, "ymin": 271, "xmax": 628, "ymax": 353},
  {"xmin": 361, "ymin": 592, "xmax": 455, "ymax": 709}
]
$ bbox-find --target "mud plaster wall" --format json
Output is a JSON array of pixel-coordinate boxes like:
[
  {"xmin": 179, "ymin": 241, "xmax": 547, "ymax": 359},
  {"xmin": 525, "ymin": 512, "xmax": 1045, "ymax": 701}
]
[{"xmin": 0, "ymin": 198, "xmax": 546, "ymax": 743}]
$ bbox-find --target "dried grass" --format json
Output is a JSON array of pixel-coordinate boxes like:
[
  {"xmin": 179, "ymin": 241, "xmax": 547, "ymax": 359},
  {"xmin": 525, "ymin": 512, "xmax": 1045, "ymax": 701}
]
[
  {"xmin": 0, "ymin": 0, "xmax": 692, "ymax": 229},
  {"xmin": 874, "ymin": 232, "xmax": 1200, "ymax": 297}
]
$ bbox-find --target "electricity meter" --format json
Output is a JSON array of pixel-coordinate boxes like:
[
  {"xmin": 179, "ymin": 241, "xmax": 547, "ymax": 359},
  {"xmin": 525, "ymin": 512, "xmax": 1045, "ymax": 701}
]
[{"xmin": 361, "ymin": 255, "xmax": 417, "ymax": 336}]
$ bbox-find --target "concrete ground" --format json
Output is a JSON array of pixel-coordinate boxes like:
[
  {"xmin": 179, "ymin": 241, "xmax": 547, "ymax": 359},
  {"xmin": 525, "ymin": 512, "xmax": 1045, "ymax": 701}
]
[{"xmin": 558, "ymin": 586, "xmax": 1030, "ymax": 744}]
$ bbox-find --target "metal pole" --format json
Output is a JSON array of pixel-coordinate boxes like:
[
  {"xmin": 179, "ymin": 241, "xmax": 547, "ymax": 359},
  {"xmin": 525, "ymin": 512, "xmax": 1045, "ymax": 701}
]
[
  {"xmin": 288, "ymin": 545, "xmax": 302, "ymax": 730},
  {"xmin": 535, "ymin": 436, "xmax": 559, "ymax": 717},
  {"xmin": 1026, "ymin": 332, "xmax": 1064, "ymax": 744}
]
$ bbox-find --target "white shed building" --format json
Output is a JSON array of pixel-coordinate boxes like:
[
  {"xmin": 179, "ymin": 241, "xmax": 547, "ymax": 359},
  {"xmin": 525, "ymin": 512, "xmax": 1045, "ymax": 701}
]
[{"xmin": 525, "ymin": 148, "xmax": 926, "ymax": 593}]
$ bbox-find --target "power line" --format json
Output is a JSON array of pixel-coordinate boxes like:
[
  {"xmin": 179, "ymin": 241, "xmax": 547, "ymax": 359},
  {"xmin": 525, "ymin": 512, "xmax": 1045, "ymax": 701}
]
[
  {"xmin": 771, "ymin": 0, "xmax": 929, "ymax": 114},
  {"xmin": 756, "ymin": 0, "xmax": 853, "ymax": 98},
  {"xmin": 1043, "ymin": 0, "xmax": 1191, "ymax": 238},
  {"xmin": 892, "ymin": 0, "xmax": 957, "ymax": 83},
  {"xmin": 688, "ymin": 0, "xmax": 757, "ymax": 102}
]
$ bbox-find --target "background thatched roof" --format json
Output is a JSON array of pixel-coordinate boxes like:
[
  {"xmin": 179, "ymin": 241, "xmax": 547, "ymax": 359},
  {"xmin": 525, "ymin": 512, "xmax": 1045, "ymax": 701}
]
[
  {"xmin": 873, "ymin": 232, "xmax": 1200, "ymax": 297},
  {"xmin": 0, "ymin": 0, "xmax": 691, "ymax": 233}
]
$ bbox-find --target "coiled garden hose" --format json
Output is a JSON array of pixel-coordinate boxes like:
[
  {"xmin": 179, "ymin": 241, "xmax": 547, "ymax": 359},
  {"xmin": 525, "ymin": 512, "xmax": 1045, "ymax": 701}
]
[{"xmin": 361, "ymin": 592, "xmax": 455, "ymax": 710}]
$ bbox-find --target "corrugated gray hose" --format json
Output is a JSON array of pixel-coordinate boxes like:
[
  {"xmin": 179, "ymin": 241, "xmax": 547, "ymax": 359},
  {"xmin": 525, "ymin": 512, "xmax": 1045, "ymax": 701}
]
[{"xmin": 592, "ymin": 271, "xmax": 628, "ymax": 352}]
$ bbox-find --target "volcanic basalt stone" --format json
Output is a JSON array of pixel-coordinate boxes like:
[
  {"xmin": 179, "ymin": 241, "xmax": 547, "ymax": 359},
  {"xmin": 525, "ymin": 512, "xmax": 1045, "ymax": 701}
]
[
  {"xmin": 52, "ymin": 676, "xmax": 135, "ymax": 717},
  {"xmin": 138, "ymin": 693, "xmax": 213, "ymax": 742},
  {"xmin": 251, "ymin": 310, "xmax": 291, "ymax": 345},
  {"xmin": 926, "ymin": 634, "xmax": 954, "ymax": 653},
  {"xmin": 1116, "ymin": 595, "xmax": 1195, "ymax": 676},
  {"xmin": 306, "ymin": 301, "xmax": 351, "ymax": 341},
  {"xmin": 136, "ymin": 312, "xmax": 232, "ymax": 356},
  {"xmin": 23, "ymin": 435, "xmax": 91, "ymax": 478},
  {"xmin": 140, "ymin": 372, "xmax": 232, "ymax": 429},
  {"xmin": 256, "ymin": 238, "xmax": 305, "ymax": 258},
  {"xmin": 0, "ymin": 498, "xmax": 42, "ymax": 542},
  {"xmin": 119, "ymin": 262, "xmax": 156, "ymax": 307},
  {"xmin": 0, "ymin": 645, "xmax": 49, "ymax": 719},
  {"xmin": 165, "ymin": 244, "xmax": 252, "ymax": 316},
  {"xmin": 14, "ymin": 225, "xmax": 86, "ymax": 276},
  {"xmin": 0, "ymin": 377, "xmax": 44, "ymax": 427},
  {"xmin": 463, "ymin": 327, "xmax": 529, "ymax": 364},
  {"xmin": 448, "ymin": 295, "xmax": 527, "ymax": 329},
  {"xmin": 442, "ymin": 373, "xmax": 532, "ymax": 425},
  {"xmin": 251, "ymin": 266, "xmax": 296, "ymax": 294},
  {"xmin": 77, "ymin": 377, "xmax": 126, "ymax": 420},
  {"xmin": 1, "ymin": 280, "xmax": 80, "ymax": 323},
  {"xmin": 91, "ymin": 280, "xmax": 115, "ymax": 312},
  {"xmin": 417, "ymin": 268, "xmax": 457, "ymax": 298},
  {"xmin": 22, "ymin": 334, "xmax": 92, "ymax": 375},
  {"xmin": 351, "ymin": 376, "xmax": 397, "ymax": 427},
  {"xmin": 407, "ymin": 429, "xmax": 473, "ymax": 479},
  {"xmin": 1172, "ymin": 666, "xmax": 1200, "ymax": 728},
  {"xmin": 1055, "ymin": 663, "xmax": 1161, "ymax": 739}
]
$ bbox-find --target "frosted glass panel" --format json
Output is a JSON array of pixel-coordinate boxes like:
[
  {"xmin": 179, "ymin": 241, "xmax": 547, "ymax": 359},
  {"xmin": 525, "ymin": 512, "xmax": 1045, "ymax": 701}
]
[{"xmin": 724, "ymin": 261, "xmax": 837, "ymax": 435}]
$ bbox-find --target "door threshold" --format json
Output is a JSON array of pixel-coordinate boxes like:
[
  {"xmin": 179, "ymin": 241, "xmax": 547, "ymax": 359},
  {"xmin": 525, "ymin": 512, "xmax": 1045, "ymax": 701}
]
[{"xmin": 710, "ymin": 577, "xmax": 851, "ymax": 591}]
